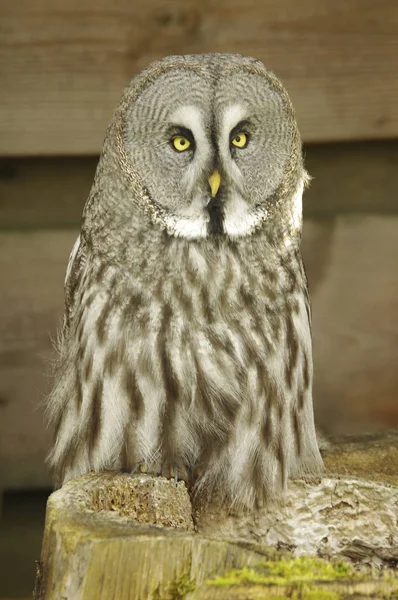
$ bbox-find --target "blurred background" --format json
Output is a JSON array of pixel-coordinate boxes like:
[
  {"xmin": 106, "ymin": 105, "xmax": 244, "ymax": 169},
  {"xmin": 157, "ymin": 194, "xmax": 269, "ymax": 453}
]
[{"xmin": 0, "ymin": 0, "xmax": 397, "ymax": 597}]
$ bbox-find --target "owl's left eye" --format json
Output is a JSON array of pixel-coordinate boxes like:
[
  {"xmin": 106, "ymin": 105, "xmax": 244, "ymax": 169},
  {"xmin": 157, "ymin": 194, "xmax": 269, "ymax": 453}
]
[
  {"xmin": 172, "ymin": 136, "xmax": 191, "ymax": 152},
  {"xmin": 231, "ymin": 132, "xmax": 248, "ymax": 149}
]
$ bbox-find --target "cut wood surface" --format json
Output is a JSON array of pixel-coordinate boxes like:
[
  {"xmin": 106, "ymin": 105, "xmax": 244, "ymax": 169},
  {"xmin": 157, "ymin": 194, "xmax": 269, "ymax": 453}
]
[
  {"xmin": 35, "ymin": 434, "xmax": 398, "ymax": 599},
  {"xmin": 36, "ymin": 474, "xmax": 267, "ymax": 600},
  {"xmin": 1, "ymin": 215, "xmax": 398, "ymax": 488},
  {"xmin": 2, "ymin": 142, "xmax": 398, "ymax": 230},
  {"xmin": 1, "ymin": 1, "xmax": 398, "ymax": 155},
  {"xmin": 197, "ymin": 431, "xmax": 398, "ymax": 559}
]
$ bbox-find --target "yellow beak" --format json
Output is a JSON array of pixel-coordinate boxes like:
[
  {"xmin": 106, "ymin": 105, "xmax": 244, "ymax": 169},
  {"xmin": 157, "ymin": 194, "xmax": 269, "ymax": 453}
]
[{"xmin": 208, "ymin": 170, "xmax": 221, "ymax": 198}]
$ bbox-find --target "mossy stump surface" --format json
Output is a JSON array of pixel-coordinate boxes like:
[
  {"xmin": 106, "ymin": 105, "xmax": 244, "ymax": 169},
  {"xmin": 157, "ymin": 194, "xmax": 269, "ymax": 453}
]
[{"xmin": 35, "ymin": 433, "xmax": 398, "ymax": 599}]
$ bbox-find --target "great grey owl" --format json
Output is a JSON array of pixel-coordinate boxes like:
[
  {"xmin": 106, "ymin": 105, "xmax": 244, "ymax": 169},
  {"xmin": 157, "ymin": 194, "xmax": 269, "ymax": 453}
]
[{"xmin": 47, "ymin": 53, "xmax": 323, "ymax": 509}]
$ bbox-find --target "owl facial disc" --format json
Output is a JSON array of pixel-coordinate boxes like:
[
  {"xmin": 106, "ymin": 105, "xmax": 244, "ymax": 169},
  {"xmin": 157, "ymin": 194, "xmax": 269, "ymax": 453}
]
[{"xmin": 120, "ymin": 55, "xmax": 304, "ymax": 240}]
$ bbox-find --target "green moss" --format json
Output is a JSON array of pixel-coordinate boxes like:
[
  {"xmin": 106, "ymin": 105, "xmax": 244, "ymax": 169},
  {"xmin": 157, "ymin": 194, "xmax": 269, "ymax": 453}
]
[
  {"xmin": 152, "ymin": 570, "xmax": 196, "ymax": 600},
  {"xmin": 208, "ymin": 555, "xmax": 356, "ymax": 587},
  {"xmin": 297, "ymin": 590, "xmax": 340, "ymax": 600},
  {"xmin": 230, "ymin": 591, "xmax": 340, "ymax": 600},
  {"xmin": 167, "ymin": 571, "xmax": 196, "ymax": 599}
]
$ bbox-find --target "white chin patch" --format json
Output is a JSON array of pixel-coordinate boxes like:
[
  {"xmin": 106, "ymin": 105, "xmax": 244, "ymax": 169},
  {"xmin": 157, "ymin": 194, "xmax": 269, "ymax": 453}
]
[
  {"xmin": 164, "ymin": 205, "xmax": 263, "ymax": 240},
  {"xmin": 166, "ymin": 214, "xmax": 209, "ymax": 239},
  {"xmin": 223, "ymin": 194, "xmax": 267, "ymax": 238},
  {"xmin": 164, "ymin": 178, "xmax": 304, "ymax": 241},
  {"xmin": 223, "ymin": 178, "xmax": 305, "ymax": 239}
]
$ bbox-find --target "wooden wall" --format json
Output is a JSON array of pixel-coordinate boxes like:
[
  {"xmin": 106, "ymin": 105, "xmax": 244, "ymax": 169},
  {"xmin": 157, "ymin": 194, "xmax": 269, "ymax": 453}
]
[
  {"xmin": 1, "ymin": 0, "xmax": 398, "ymax": 489},
  {"xmin": 2, "ymin": 0, "xmax": 398, "ymax": 155}
]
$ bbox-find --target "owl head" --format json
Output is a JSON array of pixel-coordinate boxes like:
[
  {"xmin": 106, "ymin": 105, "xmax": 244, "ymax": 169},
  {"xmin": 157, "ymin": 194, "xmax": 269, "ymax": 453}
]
[{"xmin": 86, "ymin": 54, "xmax": 307, "ymax": 244}]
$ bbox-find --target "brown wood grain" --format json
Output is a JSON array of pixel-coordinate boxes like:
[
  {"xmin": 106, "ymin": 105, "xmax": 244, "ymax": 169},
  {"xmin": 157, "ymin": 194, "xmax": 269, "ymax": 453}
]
[
  {"xmin": 1, "ymin": 1, "xmax": 398, "ymax": 156},
  {"xmin": 0, "ymin": 158, "xmax": 96, "ymax": 229},
  {"xmin": 0, "ymin": 217, "xmax": 397, "ymax": 488},
  {"xmin": 0, "ymin": 231, "xmax": 75, "ymax": 488},
  {"xmin": 304, "ymin": 141, "xmax": 398, "ymax": 216},
  {"xmin": 303, "ymin": 216, "xmax": 398, "ymax": 436},
  {"xmin": 1, "ymin": 142, "xmax": 398, "ymax": 230},
  {"xmin": 36, "ymin": 471, "xmax": 398, "ymax": 599}
]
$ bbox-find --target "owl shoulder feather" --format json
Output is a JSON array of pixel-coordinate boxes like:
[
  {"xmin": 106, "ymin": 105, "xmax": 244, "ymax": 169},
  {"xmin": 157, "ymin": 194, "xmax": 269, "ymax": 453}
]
[{"xmin": 63, "ymin": 234, "xmax": 87, "ymax": 333}]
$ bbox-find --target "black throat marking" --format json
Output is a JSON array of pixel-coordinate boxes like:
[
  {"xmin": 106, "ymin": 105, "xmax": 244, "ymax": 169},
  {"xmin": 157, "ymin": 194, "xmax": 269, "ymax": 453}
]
[{"xmin": 207, "ymin": 195, "xmax": 225, "ymax": 235}]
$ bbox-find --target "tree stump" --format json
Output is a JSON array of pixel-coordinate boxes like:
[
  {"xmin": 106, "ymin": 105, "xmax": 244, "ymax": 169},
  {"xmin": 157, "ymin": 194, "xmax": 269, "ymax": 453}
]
[{"xmin": 35, "ymin": 433, "xmax": 398, "ymax": 599}]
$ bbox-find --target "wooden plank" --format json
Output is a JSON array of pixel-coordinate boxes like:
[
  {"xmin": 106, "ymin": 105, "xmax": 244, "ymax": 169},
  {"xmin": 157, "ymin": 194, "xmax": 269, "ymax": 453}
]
[
  {"xmin": 1, "ymin": 217, "xmax": 398, "ymax": 488},
  {"xmin": 1, "ymin": 1, "xmax": 398, "ymax": 156},
  {"xmin": 1, "ymin": 142, "xmax": 398, "ymax": 230},
  {"xmin": 303, "ymin": 141, "xmax": 398, "ymax": 216},
  {"xmin": 0, "ymin": 231, "xmax": 76, "ymax": 488},
  {"xmin": 0, "ymin": 158, "xmax": 96, "ymax": 229},
  {"xmin": 302, "ymin": 216, "xmax": 398, "ymax": 435}
]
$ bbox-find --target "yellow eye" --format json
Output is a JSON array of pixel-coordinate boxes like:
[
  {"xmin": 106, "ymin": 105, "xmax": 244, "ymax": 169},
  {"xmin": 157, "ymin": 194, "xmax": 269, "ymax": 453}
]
[
  {"xmin": 172, "ymin": 136, "xmax": 191, "ymax": 151},
  {"xmin": 231, "ymin": 132, "xmax": 248, "ymax": 148}
]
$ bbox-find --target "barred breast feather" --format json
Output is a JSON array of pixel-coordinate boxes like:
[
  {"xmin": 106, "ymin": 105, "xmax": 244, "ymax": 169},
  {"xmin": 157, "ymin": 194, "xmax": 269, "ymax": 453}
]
[
  {"xmin": 47, "ymin": 54, "xmax": 324, "ymax": 510},
  {"xmin": 47, "ymin": 227, "xmax": 322, "ymax": 509}
]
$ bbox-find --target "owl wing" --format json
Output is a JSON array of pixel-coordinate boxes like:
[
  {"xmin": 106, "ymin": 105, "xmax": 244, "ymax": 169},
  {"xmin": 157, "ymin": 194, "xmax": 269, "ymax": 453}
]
[{"xmin": 63, "ymin": 234, "xmax": 87, "ymax": 333}]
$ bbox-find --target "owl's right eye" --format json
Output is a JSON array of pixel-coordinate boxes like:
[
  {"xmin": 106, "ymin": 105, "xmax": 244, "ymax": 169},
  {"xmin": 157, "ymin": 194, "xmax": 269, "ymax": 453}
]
[
  {"xmin": 231, "ymin": 132, "xmax": 248, "ymax": 148},
  {"xmin": 172, "ymin": 136, "xmax": 191, "ymax": 152}
]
